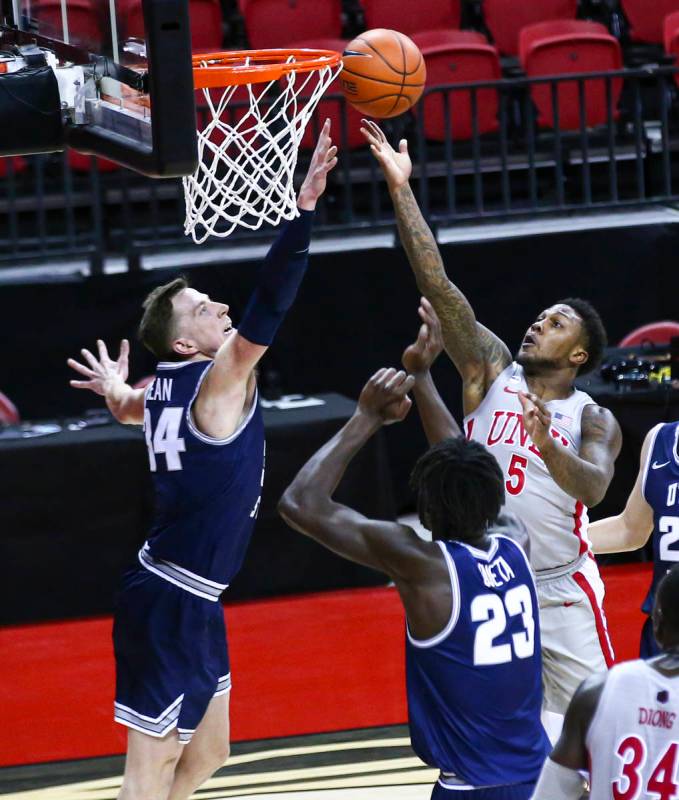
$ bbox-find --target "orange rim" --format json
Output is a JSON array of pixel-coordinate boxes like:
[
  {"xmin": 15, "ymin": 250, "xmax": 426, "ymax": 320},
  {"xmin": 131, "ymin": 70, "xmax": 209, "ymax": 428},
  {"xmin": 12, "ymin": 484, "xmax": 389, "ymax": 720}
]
[{"xmin": 192, "ymin": 48, "xmax": 342, "ymax": 90}]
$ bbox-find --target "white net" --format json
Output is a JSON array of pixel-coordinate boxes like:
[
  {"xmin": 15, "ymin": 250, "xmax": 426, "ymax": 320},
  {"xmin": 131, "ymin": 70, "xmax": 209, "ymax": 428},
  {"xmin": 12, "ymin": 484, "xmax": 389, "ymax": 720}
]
[{"xmin": 184, "ymin": 54, "xmax": 341, "ymax": 244}]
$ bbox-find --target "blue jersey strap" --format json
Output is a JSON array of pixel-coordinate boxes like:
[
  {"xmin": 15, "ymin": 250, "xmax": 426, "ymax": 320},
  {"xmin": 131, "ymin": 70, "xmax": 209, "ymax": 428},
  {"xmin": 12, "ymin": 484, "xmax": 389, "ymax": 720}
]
[{"xmin": 238, "ymin": 209, "xmax": 314, "ymax": 346}]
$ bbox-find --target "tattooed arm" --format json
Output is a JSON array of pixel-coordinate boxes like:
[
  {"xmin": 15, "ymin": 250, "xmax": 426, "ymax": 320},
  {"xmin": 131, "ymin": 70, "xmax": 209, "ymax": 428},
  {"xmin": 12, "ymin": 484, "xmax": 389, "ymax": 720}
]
[
  {"xmin": 520, "ymin": 395, "xmax": 622, "ymax": 507},
  {"xmin": 361, "ymin": 121, "xmax": 511, "ymax": 415}
]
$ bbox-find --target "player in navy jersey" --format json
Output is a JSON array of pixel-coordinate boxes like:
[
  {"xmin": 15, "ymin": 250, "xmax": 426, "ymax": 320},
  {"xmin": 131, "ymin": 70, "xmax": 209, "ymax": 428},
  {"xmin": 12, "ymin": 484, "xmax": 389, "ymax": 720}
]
[
  {"xmin": 66, "ymin": 122, "xmax": 337, "ymax": 800},
  {"xmin": 279, "ymin": 369, "xmax": 550, "ymax": 799},
  {"xmin": 589, "ymin": 420, "xmax": 679, "ymax": 657}
]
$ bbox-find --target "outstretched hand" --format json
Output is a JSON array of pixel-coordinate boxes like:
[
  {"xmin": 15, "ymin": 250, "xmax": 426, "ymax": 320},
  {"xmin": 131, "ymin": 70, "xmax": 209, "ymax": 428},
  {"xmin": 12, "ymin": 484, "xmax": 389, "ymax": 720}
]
[
  {"xmin": 518, "ymin": 391, "xmax": 552, "ymax": 450},
  {"xmin": 359, "ymin": 119, "xmax": 412, "ymax": 190},
  {"xmin": 298, "ymin": 118, "xmax": 339, "ymax": 210},
  {"xmin": 358, "ymin": 368, "xmax": 415, "ymax": 425},
  {"xmin": 68, "ymin": 339, "xmax": 130, "ymax": 397},
  {"xmin": 402, "ymin": 297, "xmax": 444, "ymax": 375}
]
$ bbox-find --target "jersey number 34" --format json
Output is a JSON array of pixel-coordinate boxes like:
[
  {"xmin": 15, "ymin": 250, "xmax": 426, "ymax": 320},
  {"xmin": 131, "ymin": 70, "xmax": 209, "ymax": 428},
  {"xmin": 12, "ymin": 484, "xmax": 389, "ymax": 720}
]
[{"xmin": 144, "ymin": 408, "xmax": 186, "ymax": 472}]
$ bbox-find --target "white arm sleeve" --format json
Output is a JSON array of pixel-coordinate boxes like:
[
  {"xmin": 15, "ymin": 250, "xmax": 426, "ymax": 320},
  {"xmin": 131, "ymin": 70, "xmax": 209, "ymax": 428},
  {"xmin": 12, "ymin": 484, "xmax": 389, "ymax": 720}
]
[{"xmin": 531, "ymin": 758, "xmax": 586, "ymax": 800}]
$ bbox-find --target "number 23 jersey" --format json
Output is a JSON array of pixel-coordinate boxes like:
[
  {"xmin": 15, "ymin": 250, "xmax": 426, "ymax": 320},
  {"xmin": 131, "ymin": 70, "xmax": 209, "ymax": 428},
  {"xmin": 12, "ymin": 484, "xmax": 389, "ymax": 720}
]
[
  {"xmin": 464, "ymin": 362, "xmax": 596, "ymax": 572},
  {"xmin": 142, "ymin": 360, "xmax": 265, "ymax": 590}
]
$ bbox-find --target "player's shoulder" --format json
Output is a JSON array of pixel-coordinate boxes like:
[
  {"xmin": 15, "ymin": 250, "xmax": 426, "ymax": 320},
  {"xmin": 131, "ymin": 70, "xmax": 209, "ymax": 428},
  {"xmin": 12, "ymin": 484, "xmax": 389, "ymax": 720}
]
[{"xmin": 581, "ymin": 402, "xmax": 621, "ymax": 442}]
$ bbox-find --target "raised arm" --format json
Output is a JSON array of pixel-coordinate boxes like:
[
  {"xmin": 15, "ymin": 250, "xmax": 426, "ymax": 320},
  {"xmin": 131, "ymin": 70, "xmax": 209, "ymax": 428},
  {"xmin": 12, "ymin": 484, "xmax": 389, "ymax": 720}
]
[
  {"xmin": 402, "ymin": 297, "xmax": 461, "ymax": 445},
  {"xmin": 588, "ymin": 424, "xmax": 658, "ymax": 553},
  {"xmin": 209, "ymin": 119, "xmax": 338, "ymax": 389},
  {"xmin": 278, "ymin": 367, "xmax": 451, "ymax": 640},
  {"xmin": 360, "ymin": 120, "xmax": 511, "ymax": 415},
  {"xmin": 67, "ymin": 338, "xmax": 144, "ymax": 425},
  {"xmin": 520, "ymin": 393, "xmax": 622, "ymax": 508}
]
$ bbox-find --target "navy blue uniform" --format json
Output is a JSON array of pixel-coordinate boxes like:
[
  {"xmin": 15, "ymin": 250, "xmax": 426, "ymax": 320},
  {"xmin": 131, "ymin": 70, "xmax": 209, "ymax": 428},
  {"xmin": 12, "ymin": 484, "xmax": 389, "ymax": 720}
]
[
  {"xmin": 406, "ymin": 535, "xmax": 550, "ymax": 799},
  {"xmin": 114, "ymin": 360, "xmax": 264, "ymax": 742},
  {"xmin": 640, "ymin": 421, "xmax": 679, "ymax": 658}
]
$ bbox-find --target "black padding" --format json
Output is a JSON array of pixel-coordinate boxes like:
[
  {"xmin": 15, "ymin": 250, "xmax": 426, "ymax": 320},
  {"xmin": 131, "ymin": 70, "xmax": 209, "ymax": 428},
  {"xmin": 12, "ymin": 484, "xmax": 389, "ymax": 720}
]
[{"xmin": 0, "ymin": 65, "xmax": 63, "ymax": 155}]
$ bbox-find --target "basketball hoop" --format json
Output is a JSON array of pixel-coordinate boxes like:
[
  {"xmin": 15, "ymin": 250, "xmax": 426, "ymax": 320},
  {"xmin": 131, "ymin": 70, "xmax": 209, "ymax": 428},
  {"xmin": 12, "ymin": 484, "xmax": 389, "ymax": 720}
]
[{"xmin": 184, "ymin": 48, "xmax": 342, "ymax": 244}]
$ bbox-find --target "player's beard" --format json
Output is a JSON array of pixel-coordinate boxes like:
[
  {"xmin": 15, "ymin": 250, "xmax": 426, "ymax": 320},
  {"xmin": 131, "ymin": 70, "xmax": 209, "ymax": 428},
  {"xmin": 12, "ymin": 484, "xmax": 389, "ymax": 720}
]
[{"xmin": 515, "ymin": 351, "xmax": 561, "ymax": 376}]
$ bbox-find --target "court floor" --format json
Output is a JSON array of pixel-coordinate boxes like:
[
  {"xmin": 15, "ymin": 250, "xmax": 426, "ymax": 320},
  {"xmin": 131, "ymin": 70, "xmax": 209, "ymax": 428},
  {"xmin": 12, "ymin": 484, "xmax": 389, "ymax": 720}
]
[{"xmin": 0, "ymin": 725, "xmax": 436, "ymax": 800}]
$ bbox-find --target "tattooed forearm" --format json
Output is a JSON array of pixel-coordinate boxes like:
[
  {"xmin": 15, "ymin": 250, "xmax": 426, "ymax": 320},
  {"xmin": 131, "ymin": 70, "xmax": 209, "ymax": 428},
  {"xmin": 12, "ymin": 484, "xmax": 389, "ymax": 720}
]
[
  {"xmin": 477, "ymin": 323, "xmax": 512, "ymax": 383},
  {"xmin": 391, "ymin": 183, "xmax": 483, "ymax": 376},
  {"xmin": 541, "ymin": 405, "xmax": 621, "ymax": 507}
]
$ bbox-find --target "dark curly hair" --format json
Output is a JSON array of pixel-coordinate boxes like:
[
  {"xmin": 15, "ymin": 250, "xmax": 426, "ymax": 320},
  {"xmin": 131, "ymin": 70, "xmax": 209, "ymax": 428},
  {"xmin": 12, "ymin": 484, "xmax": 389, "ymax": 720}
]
[
  {"xmin": 557, "ymin": 297, "xmax": 607, "ymax": 375},
  {"xmin": 409, "ymin": 437, "xmax": 505, "ymax": 542}
]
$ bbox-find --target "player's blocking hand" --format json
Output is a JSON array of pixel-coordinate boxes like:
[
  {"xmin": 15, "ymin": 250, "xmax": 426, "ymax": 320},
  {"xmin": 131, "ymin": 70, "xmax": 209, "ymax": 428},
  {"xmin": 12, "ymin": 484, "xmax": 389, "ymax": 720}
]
[
  {"xmin": 67, "ymin": 339, "xmax": 130, "ymax": 396},
  {"xmin": 359, "ymin": 119, "xmax": 412, "ymax": 190},
  {"xmin": 358, "ymin": 368, "xmax": 416, "ymax": 425},
  {"xmin": 297, "ymin": 118, "xmax": 338, "ymax": 210},
  {"xmin": 402, "ymin": 297, "xmax": 444, "ymax": 376},
  {"xmin": 518, "ymin": 390, "xmax": 552, "ymax": 450}
]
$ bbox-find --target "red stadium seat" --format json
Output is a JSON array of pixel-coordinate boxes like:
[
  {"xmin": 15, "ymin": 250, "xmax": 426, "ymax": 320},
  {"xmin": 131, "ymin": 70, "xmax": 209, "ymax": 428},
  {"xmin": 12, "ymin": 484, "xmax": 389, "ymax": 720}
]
[
  {"xmin": 359, "ymin": 0, "xmax": 460, "ymax": 37},
  {"xmin": 31, "ymin": 0, "xmax": 103, "ymax": 51},
  {"xmin": 67, "ymin": 152, "xmax": 121, "ymax": 172},
  {"xmin": 520, "ymin": 21, "xmax": 623, "ymax": 130},
  {"xmin": 413, "ymin": 31, "xmax": 501, "ymax": 142},
  {"xmin": 621, "ymin": 0, "xmax": 679, "ymax": 45},
  {"xmin": 483, "ymin": 0, "xmax": 577, "ymax": 56},
  {"xmin": 664, "ymin": 11, "xmax": 679, "ymax": 86},
  {"xmin": 292, "ymin": 38, "xmax": 364, "ymax": 150},
  {"xmin": 241, "ymin": 0, "xmax": 342, "ymax": 50},
  {"xmin": 126, "ymin": 0, "xmax": 223, "ymax": 51},
  {"xmin": 619, "ymin": 321, "xmax": 679, "ymax": 347},
  {"xmin": 0, "ymin": 156, "xmax": 28, "ymax": 177},
  {"xmin": 412, "ymin": 29, "xmax": 487, "ymax": 49},
  {"xmin": 0, "ymin": 391, "xmax": 20, "ymax": 426}
]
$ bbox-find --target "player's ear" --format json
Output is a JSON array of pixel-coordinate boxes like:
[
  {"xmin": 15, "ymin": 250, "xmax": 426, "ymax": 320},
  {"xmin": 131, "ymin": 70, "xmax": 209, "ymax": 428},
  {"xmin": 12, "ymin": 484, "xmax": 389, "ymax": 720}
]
[
  {"xmin": 569, "ymin": 346, "xmax": 588, "ymax": 370},
  {"xmin": 172, "ymin": 336, "xmax": 198, "ymax": 357}
]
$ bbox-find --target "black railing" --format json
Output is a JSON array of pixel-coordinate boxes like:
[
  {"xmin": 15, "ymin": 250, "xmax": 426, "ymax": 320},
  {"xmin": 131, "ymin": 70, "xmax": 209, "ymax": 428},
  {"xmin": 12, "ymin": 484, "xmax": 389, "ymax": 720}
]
[{"xmin": 2, "ymin": 63, "xmax": 679, "ymax": 272}]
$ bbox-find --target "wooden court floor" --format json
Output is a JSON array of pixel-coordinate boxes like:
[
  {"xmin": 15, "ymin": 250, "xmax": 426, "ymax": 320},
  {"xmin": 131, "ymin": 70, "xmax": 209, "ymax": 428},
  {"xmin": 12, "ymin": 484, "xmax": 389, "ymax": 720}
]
[{"xmin": 0, "ymin": 725, "xmax": 437, "ymax": 800}]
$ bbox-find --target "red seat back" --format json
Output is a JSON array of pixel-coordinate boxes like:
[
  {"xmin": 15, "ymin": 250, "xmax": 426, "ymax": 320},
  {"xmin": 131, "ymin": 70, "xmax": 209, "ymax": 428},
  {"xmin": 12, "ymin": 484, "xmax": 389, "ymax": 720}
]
[
  {"xmin": 241, "ymin": 0, "xmax": 342, "ymax": 49},
  {"xmin": 520, "ymin": 21, "xmax": 623, "ymax": 130},
  {"xmin": 360, "ymin": 0, "xmax": 460, "ymax": 37},
  {"xmin": 68, "ymin": 152, "xmax": 121, "ymax": 172},
  {"xmin": 664, "ymin": 11, "xmax": 679, "ymax": 86},
  {"xmin": 292, "ymin": 39, "xmax": 364, "ymax": 150},
  {"xmin": 484, "ymin": 0, "xmax": 577, "ymax": 56},
  {"xmin": 126, "ymin": 0, "xmax": 223, "ymax": 51},
  {"xmin": 619, "ymin": 321, "xmax": 679, "ymax": 347},
  {"xmin": 31, "ymin": 0, "xmax": 103, "ymax": 50},
  {"xmin": 621, "ymin": 0, "xmax": 679, "ymax": 44},
  {"xmin": 416, "ymin": 33, "xmax": 501, "ymax": 141},
  {"xmin": 0, "ymin": 157, "xmax": 28, "ymax": 177},
  {"xmin": 0, "ymin": 391, "xmax": 20, "ymax": 426}
]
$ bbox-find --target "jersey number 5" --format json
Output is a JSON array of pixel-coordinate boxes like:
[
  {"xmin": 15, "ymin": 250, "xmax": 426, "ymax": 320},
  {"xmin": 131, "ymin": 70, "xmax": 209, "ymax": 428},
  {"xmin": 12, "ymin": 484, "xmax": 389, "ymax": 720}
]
[
  {"xmin": 506, "ymin": 454, "xmax": 528, "ymax": 496},
  {"xmin": 144, "ymin": 408, "xmax": 186, "ymax": 472},
  {"xmin": 471, "ymin": 584, "xmax": 535, "ymax": 666}
]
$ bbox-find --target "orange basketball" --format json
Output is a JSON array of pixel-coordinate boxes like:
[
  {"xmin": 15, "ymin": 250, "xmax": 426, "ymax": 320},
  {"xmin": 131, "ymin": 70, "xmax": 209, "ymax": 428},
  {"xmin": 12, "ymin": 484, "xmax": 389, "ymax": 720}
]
[{"xmin": 339, "ymin": 29, "xmax": 426, "ymax": 119}]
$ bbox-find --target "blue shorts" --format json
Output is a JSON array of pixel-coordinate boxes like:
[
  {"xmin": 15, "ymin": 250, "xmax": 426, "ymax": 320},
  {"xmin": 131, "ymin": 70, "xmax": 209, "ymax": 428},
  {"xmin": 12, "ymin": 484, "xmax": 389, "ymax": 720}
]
[
  {"xmin": 431, "ymin": 779, "xmax": 536, "ymax": 800},
  {"xmin": 113, "ymin": 566, "xmax": 230, "ymax": 744},
  {"xmin": 640, "ymin": 614, "xmax": 660, "ymax": 659}
]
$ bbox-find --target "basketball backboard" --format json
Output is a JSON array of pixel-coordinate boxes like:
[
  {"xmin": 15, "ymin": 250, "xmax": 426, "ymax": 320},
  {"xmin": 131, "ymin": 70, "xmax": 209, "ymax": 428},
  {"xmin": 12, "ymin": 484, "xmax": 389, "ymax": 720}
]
[{"xmin": 0, "ymin": 0, "xmax": 198, "ymax": 176}]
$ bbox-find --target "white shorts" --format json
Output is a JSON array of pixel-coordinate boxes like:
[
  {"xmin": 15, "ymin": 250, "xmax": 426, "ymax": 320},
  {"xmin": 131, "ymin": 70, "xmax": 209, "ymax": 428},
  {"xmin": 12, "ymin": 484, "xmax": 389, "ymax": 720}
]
[{"xmin": 536, "ymin": 555, "xmax": 614, "ymax": 714}]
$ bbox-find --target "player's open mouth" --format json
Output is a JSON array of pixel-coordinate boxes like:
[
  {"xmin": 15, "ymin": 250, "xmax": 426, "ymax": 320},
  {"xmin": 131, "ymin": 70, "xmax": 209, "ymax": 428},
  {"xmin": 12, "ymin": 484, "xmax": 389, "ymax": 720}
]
[
  {"xmin": 224, "ymin": 326, "xmax": 233, "ymax": 335},
  {"xmin": 522, "ymin": 335, "xmax": 535, "ymax": 347}
]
